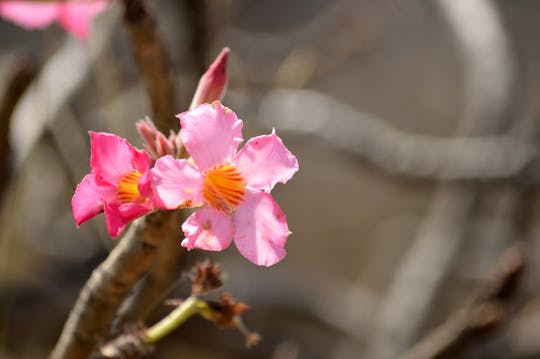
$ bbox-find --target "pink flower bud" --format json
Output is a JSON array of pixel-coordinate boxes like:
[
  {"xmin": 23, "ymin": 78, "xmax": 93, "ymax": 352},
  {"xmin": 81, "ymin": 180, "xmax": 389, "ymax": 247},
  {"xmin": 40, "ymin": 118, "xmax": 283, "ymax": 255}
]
[
  {"xmin": 190, "ymin": 47, "xmax": 229, "ymax": 109},
  {"xmin": 136, "ymin": 117, "xmax": 182, "ymax": 159}
]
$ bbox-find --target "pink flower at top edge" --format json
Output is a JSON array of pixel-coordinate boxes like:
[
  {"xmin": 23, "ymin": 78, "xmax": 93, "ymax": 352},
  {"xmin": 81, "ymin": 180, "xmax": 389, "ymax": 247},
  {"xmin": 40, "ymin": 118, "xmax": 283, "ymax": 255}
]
[
  {"xmin": 0, "ymin": 0, "xmax": 108, "ymax": 41},
  {"xmin": 149, "ymin": 102, "xmax": 299, "ymax": 267},
  {"xmin": 72, "ymin": 132, "xmax": 154, "ymax": 237}
]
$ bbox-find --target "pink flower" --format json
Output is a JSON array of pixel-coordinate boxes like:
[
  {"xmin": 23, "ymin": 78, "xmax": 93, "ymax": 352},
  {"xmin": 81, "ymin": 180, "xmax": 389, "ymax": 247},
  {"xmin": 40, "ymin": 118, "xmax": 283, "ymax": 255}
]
[
  {"xmin": 72, "ymin": 132, "xmax": 153, "ymax": 237},
  {"xmin": 0, "ymin": 0, "xmax": 108, "ymax": 41},
  {"xmin": 149, "ymin": 102, "xmax": 298, "ymax": 266}
]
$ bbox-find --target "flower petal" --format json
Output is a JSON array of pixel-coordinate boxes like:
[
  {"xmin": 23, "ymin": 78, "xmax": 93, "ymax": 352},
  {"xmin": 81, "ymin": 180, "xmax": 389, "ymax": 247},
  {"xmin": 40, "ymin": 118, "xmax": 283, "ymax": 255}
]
[
  {"xmin": 181, "ymin": 207, "xmax": 234, "ymax": 251},
  {"xmin": 89, "ymin": 132, "xmax": 142, "ymax": 185},
  {"xmin": 58, "ymin": 0, "xmax": 108, "ymax": 41},
  {"xmin": 177, "ymin": 102, "xmax": 243, "ymax": 171},
  {"xmin": 72, "ymin": 173, "xmax": 114, "ymax": 226},
  {"xmin": 233, "ymin": 188, "xmax": 290, "ymax": 266},
  {"xmin": 0, "ymin": 2, "xmax": 59, "ymax": 29},
  {"xmin": 233, "ymin": 132, "xmax": 298, "ymax": 191},
  {"xmin": 149, "ymin": 156, "xmax": 204, "ymax": 209},
  {"xmin": 104, "ymin": 202, "xmax": 151, "ymax": 238}
]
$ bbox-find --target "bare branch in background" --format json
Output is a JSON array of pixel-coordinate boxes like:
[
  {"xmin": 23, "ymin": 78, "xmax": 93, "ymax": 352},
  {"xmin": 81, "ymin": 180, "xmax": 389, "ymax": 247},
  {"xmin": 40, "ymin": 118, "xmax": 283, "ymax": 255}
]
[
  {"xmin": 370, "ymin": 0, "xmax": 517, "ymax": 357},
  {"xmin": 0, "ymin": 56, "xmax": 37, "ymax": 193},
  {"xmin": 259, "ymin": 89, "xmax": 537, "ymax": 181},
  {"xmin": 399, "ymin": 246, "xmax": 524, "ymax": 359}
]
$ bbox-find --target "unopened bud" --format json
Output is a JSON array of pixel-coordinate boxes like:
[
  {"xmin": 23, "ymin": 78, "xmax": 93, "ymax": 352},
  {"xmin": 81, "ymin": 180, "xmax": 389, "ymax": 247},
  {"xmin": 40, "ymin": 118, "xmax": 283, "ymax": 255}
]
[
  {"xmin": 135, "ymin": 117, "xmax": 183, "ymax": 159},
  {"xmin": 190, "ymin": 47, "xmax": 229, "ymax": 109}
]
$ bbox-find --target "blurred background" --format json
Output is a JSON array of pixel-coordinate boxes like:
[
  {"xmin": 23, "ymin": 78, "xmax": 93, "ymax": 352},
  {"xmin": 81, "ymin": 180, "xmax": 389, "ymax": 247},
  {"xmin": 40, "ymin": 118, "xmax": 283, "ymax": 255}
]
[{"xmin": 1, "ymin": 0, "xmax": 540, "ymax": 358}]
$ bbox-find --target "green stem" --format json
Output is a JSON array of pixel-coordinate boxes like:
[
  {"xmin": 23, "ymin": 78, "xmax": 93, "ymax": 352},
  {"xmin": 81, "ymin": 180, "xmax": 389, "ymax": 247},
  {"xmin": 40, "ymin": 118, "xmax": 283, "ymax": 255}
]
[{"xmin": 143, "ymin": 296, "xmax": 202, "ymax": 344}]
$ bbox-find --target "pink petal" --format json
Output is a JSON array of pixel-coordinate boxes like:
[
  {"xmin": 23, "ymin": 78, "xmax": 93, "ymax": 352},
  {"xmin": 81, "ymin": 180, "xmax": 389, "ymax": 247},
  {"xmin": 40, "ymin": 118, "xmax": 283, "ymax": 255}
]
[
  {"xmin": 177, "ymin": 102, "xmax": 243, "ymax": 172},
  {"xmin": 233, "ymin": 132, "xmax": 298, "ymax": 191},
  {"xmin": 72, "ymin": 173, "xmax": 115, "ymax": 226},
  {"xmin": 104, "ymin": 201, "xmax": 151, "ymax": 238},
  {"xmin": 58, "ymin": 0, "xmax": 108, "ymax": 41},
  {"xmin": 89, "ymin": 132, "xmax": 143, "ymax": 185},
  {"xmin": 181, "ymin": 207, "xmax": 234, "ymax": 251},
  {"xmin": 233, "ymin": 188, "xmax": 290, "ymax": 266},
  {"xmin": 0, "ymin": 2, "xmax": 59, "ymax": 29},
  {"xmin": 149, "ymin": 156, "xmax": 204, "ymax": 210}
]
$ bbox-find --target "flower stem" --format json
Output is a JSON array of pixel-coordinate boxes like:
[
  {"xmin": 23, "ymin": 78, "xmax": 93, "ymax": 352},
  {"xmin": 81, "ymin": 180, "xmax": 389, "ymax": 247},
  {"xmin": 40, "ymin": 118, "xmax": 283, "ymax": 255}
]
[{"xmin": 143, "ymin": 296, "xmax": 203, "ymax": 344}]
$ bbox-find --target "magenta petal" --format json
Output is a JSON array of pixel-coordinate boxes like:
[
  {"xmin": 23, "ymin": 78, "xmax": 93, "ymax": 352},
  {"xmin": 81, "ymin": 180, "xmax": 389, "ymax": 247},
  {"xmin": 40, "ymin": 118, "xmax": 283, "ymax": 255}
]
[
  {"xmin": 150, "ymin": 156, "xmax": 204, "ymax": 210},
  {"xmin": 0, "ymin": 2, "xmax": 59, "ymax": 29},
  {"xmin": 89, "ymin": 132, "xmax": 140, "ymax": 185},
  {"xmin": 181, "ymin": 207, "xmax": 234, "ymax": 251},
  {"xmin": 233, "ymin": 132, "xmax": 298, "ymax": 191},
  {"xmin": 233, "ymin": 188, "xmax": 290, "ymax": 266},
  {"xmin": 58, "ymin": 0, "xmax": 108, "ymax": 41},
  {"xmin": 177, "ymin": 102, "xmax": 243, "ymax": 171},
  {"xmin": 104, "ymin": 202, "xmax": 150, "ymax": 238},
  {"xmin": 72, "ymin": 174, "xmax": 111, "ymax": 226}
]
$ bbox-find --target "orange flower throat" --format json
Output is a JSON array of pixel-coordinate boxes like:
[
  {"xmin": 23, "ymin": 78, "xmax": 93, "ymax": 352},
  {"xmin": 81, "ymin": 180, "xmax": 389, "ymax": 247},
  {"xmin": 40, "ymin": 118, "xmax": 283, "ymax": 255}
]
[
  {"xmin": 117, "ymin": 171, "xmax": 144, "ymax": 204},
  {"xmin": 204, "ymin": 164, "xmax": 245, "ymax": 212}
]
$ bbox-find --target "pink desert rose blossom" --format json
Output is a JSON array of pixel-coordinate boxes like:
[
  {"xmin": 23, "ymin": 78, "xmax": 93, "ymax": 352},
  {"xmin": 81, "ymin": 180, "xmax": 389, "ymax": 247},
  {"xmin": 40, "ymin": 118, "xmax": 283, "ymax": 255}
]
[
  {"xmin": 149, "ymin": 102, "xmax": 299, "ymax": 266},
  {"xmin": 72, "ymin": 132, "xmax": 153, "ymax": 237},
  {"xmin": 0, "ymin": 0, "xmax": 108, "ymax": 41}
]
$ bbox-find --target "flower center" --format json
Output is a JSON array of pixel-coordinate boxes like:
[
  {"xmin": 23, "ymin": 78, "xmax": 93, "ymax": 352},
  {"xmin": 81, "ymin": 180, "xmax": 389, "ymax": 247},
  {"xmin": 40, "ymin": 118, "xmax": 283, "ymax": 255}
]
[
  {"xmin": 204, "ymin": 164, "xmax": 246, "ymax": 212},
  {"xmin": 117, "ymin": 171, "xmax": 144, "ymax": 204}
]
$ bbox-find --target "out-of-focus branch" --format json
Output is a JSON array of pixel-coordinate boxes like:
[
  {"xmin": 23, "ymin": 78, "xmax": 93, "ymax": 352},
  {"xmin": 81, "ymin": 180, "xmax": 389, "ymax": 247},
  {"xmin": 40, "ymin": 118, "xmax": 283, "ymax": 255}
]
[
  {"xmin": 0, "ymin": 56, "xmax": 37, "ymax": 192},
  {"xmin": 370, "ymin": 0, "xmax": 517, "ymax": 357},
  {"xmin": 122, "ymin": 0, "xmax": 177, "ymax": 133},
  {"xmin": 49, "ymin": 211, "xmax": 179, "ymax": 359},
  {"xmin": 182, "ymin": 0, "xmax": 209, "ymax": 76},
  {"xmin": 399, "ymin": 246, "xmax": 524, "ymax": 359},
  {"xmin": 259, "ymin": 89, "xmax": 536, "ymax": 181}
]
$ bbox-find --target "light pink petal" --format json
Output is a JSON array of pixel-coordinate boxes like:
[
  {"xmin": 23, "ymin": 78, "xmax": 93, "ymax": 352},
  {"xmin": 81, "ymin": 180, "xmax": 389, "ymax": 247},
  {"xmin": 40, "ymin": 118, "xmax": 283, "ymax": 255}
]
[
  {"xmin": 72, "ymin": 173, "xmax": 115, "ymax": 226},
  {"xmin": 181, "ymin": 207, "xmax": 234, "ymax": 251},
  {"xmin": 104, "ymin": 201, "xmax": 151, "ymax": 238},
  {"xmin": 177, "ymin": 102, "xmax": 243, "ymax": 171},
  {"xmin": 233, "ymin": 188, "xmax": 290, "ymax": 266},
  {"xmin": 58, "ymin": 0, "xmax": 108, "ymax": 41},
  {"xmin": 149, "ymin": 156, "xmax": 204, "ymax": 210},
  {"xmin": 0, "ymin": 2, "xmax": 59, "ymax": 29},
  {"xmin": 89, "ymin": 132, "xmax": 139, "ymax": 185},
  {"xmin": 233, "ymin": 132, "xmax": 298, "ymax": 191}
]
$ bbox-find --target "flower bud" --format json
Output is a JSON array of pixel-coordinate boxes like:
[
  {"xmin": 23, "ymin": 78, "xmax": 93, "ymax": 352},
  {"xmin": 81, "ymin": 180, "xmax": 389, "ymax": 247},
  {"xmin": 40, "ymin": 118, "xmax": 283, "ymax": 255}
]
[{"xmin": 190, "ymin": 47, "xmax": 229, "ymax": 109}]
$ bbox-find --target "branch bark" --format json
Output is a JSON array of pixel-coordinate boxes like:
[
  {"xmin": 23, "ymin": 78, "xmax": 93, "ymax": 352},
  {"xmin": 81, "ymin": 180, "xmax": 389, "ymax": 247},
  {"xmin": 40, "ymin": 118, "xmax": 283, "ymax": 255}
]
[{"xmin": 49, "ymin": 211, "xmax": 179, "ymax": 359}]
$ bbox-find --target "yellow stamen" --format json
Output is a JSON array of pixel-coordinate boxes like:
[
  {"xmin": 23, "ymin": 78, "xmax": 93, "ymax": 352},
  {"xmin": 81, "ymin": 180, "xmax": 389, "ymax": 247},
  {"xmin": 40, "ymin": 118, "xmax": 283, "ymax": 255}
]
[
  {"xmin": 117, "ymin": 171, "xmax": 144, "ymax": 204},
  {"xmin": 204, "ymin": 164, "xmax": 245, "ymax": 212}
]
